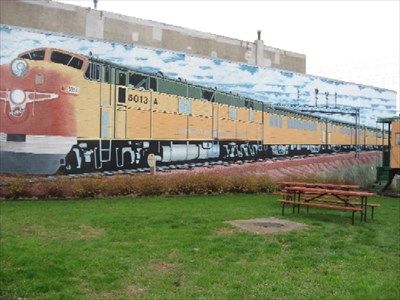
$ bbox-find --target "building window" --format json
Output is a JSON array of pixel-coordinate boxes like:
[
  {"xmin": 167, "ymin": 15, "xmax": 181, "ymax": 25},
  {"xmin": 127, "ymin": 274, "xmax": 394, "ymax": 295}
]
[{"xmin": 396, "ymin": 133, "xmax": 400, "ymax": 145}]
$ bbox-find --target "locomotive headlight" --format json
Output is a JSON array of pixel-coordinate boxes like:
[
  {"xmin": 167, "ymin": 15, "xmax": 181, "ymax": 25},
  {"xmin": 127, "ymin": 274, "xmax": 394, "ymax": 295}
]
[
  {"xmin": 10, "ymin": 89, "xmax": 26, "ymax": 104},
  {"xmin": 11, "ymin": 59, "xmax": 28, "ymax": 77}
]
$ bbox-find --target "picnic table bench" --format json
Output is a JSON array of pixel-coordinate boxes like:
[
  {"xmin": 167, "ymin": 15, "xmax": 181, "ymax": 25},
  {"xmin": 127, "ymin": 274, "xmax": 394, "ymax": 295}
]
[
  {"xmin": 279, "ymin": 199, "xmax": 363, "ymax": 225},
  {"xmin": 278, "ymin": 184, "xmax": 378, "ymax": 225},
  {"xmin": 279, "ymin": 181, "xmax": 360, "ymax": 191}
]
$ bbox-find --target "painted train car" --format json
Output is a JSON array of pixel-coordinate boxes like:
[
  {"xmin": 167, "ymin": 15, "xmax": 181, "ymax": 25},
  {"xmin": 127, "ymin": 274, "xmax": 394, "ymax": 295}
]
[{"xmin": 0, "ymin": 48, "xmax": 387, "ymax": 174}]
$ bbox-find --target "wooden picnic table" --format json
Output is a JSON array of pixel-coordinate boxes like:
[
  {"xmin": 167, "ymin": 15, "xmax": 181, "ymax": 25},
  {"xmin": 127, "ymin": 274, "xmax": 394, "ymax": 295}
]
[
  {"xmin": 279, "ymin": 181, "xmax": 360, "ymax": 191},
  {"xmin": 284, "ymin": 186, "xmax": 376, "ymax": 222}
]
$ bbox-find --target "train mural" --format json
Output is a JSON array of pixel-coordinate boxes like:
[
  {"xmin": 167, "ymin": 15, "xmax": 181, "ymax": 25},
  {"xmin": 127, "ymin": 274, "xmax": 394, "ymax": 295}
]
[{"xmin": 0, "ymin": 25, "xmax": 396, "ymax": 174}]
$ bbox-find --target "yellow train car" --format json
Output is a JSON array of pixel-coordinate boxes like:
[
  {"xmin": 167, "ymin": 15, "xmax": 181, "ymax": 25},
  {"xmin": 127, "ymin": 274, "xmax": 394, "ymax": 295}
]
[
  {"xmin": 0, "ymin": 47, "xmax": 385, "ymax": 174},
  {"xmin": 390, "ymin": 117, "xmax": 400, "ymax": 169},
  {"xmin": 376, "ymin": 117, "xmax": 399, "ymax": 191}
]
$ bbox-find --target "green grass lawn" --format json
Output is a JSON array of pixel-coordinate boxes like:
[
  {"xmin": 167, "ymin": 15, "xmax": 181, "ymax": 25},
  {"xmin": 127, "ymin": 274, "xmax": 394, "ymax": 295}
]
[{"xmin": 1, "ymin": 194, "xmax": 399, "ymax": 299}]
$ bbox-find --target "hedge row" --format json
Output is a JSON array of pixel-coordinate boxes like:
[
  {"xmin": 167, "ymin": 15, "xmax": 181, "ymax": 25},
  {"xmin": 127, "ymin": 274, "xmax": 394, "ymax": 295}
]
[{"xmin": 0, "ymin": 173, "xmax": 280, "ymax": 200}]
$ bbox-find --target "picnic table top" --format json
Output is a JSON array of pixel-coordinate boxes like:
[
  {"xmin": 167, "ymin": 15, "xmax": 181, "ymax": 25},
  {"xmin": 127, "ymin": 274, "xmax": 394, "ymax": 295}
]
[
  {"xmin": 284, "ymin": 186, "xmax": 376, "ymax": 197},
  {"xmin": 279, "ymin": 181, "xmax": 360, "ymax": 190}
]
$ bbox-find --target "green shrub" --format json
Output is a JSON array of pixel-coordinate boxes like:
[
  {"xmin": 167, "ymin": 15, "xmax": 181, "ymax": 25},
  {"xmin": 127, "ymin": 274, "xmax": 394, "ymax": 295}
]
[
  {"xmin": 35, "ymin": 180, "xmax": 70, "ymax": 199},
  {"xmin": 103, "ymin": 176, "xmax": 138, "ymax": 196},
  {"xmin": 73, "ymin": 178, "xmax": 105, "ymax": 198},
  {"xmin": 4, "ymin": 178, "xmax": 32, "ymax": 200},
  {"xmin": 134, "ymin": 175, "xmax": 167, "ymax": 196},
  {"xmin": 0, "ymin": 172, "xmax": 284, "ymax": 200}
]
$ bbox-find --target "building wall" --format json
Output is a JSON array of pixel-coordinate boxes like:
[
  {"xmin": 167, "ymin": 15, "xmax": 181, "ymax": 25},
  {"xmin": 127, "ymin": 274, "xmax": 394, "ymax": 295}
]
[{"xmin": 0, "ymin": 0, "xmax": 306, "ymax": 73}]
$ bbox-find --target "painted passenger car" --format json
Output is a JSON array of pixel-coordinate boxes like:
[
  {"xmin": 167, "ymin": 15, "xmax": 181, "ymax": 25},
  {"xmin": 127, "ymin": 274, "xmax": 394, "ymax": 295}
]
[{"xmin": 0, "ymin": 48, "xmax": 387, "ymax": 174}]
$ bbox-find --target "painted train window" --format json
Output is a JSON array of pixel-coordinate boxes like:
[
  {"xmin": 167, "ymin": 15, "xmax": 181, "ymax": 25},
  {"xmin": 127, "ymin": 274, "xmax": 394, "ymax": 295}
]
[
  {"xmin": 129, "ymin": 73, "xmax": 148, "ymax": 89},
  {"xmin": 150, "ymin": 77, "xmax": 157, "ymax": 91},
  {"xmin": 202, "ymin": 89, "xmax": 214, "ymax": 101},
  {"xmin": 287, "ymin": 119, "xmax": 317, "ymax": 131},
  {"xmin": 178, "ymin": 98, "xmax": 191, "ymax": 115},
  {"xmin": 340, "ymin": 127, "xmax": 354, "ymax": 135},
  {"xmin": 245, "ymin": 100, "xmax": 254, "ymax": 110},
  {"xmin": 248, "ymin": 108, "xmax": 255, "ymax": 122},
  {"xmin": 117, "ymin": 71, "xmax": 126, "ymax": 85},
  {"xmin": 118, "ymin": 87, "xmax": 126, "ymax": 104},
  {"xmin": 20, "ymin": 49, "xmax": 45, "ymax": 61},
  {"xmin": 269, "ymin": 115, "xmax": 282, "ymax": 128},
  {"xmin": 85, "ymin": 62, "xmax": 101, "ymax": 81},
  {"xmin": 51, "ymin": 51, "xmax": 83, "ymax": 69},
  {"xmin": 104, "ymin": 66, "xmax": 110, "ymax": 83},
  {"xmin": 229, "ymin": 106, "xmax": 237, "ymax": 120}
]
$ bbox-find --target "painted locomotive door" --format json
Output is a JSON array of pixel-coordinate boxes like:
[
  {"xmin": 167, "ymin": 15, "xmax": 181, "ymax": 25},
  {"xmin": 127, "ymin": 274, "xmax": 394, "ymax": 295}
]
[
  {"xmin": 100, "ymin": 65, "xmax": 113, "ymax": 139},
  {"xmin": 115, "ymin": 90, "xmax": 127, "ymax": 139},
  {"xmin": 115, "ymin": 70, "xmax": 127, "ymax": 139}
]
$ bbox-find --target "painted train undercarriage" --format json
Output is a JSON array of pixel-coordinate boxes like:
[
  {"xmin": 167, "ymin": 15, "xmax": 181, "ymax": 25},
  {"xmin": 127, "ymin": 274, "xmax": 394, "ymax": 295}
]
[{"xmin": 61, "ymin": 139, "xmax": 380, "ymax": 174}]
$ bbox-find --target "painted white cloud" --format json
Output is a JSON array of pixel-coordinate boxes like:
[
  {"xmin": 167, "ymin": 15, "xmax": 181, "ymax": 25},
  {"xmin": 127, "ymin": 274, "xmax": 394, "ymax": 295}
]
[{"xmin": 0, "ymin": 25, "xmax": 396, "ymax": 127}]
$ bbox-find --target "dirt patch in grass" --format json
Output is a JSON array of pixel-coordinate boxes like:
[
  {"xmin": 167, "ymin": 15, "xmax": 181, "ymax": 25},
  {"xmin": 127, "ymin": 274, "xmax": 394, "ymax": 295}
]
[
  {"xmin": 20, "ymin": 224, "xmax": 104, "ymax": 241},
  {"xmin": 77, "ymin": 224, "xmax": 105, "ymax": 240},
  {"xmin": 82, "ymin": 283, "xmax": 147, "ymax": 299},
  {"xmin": 152, "ymin": 261, "xmax": 175, "ymax": 273},
  {"xmin": 227, "ymin": 217, "xmax": 307, "ymax": 234},
  {"xmin": 215, "ymin": 226, "xmax": 243, "ymax": 235},
  {"xmin": 95, "ymin": 291, "xmax": 117, "ymax": 300},
  {"xmin": 125, "ymin": 285, "xmax": 147, "ymax": 297},
  {"xmin": 20, "ymin": 224, "xmax": 46, "ymax": 236}
]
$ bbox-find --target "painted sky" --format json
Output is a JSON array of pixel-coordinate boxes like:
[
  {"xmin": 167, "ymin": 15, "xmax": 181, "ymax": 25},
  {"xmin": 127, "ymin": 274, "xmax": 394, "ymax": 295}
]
[
  {"xmin": 0, "ymin": 25, "xmax": 397, "ymax": 127},
  {"xmin": 57, "ymin": 0, "xmax": 400, "ymax": 110}
]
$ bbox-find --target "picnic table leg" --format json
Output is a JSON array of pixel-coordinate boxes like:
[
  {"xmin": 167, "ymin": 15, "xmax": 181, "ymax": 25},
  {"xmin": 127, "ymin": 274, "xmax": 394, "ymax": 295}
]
[
  {"xmin": 352, "ymin": 211, "xmax": 355, "ymax": 225},
  {"xmin": 360, "ymin": 197, "xmax": 364, "ymax": 222},
  {"xmin": 371, "ymin": 206, "xmax": 374, "ymax": 220},
  {"xmin": 364, "ymin": 197, "xmax": 368, "ymax": 222},
  {"xmin": 292, "ymin": 191, "xmax": 298, "ymax": 214}
]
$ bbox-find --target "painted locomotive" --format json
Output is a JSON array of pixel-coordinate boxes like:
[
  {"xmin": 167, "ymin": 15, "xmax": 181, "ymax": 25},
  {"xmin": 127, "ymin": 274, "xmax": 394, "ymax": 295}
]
[{"xmin": 0, "ymin": 48, "xmax": 387, "ymax": 174}]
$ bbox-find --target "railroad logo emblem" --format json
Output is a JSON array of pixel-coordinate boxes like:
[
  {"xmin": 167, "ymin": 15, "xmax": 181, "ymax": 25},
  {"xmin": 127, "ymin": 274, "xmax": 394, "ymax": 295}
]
[{"xmin": 0, "ymin": 89, "xmax": 59, "ymax": 117}]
